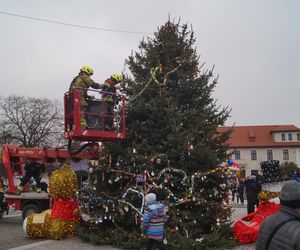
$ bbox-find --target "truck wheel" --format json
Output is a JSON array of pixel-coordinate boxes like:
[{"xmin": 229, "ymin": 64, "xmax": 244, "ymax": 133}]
[{"xmin": 22, "ymin": 204, "xmax": 40, "ymax": 220}]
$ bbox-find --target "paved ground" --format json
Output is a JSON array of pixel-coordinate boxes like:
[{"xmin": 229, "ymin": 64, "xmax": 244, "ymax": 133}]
[
  {"xmin": 0, "ymin": 203, "xmax": 255, "ymax": 250},
  {"xmin": 0, "ymin": 212, "xmax": 44, "ymax": 250},
  {"xmin": 8, "ymin": 239, "xmax": 119, "ymax": 250},
  {"xmin": 0, "ymin": 211, "xmax": 118, "ymax": 250},
  {"xmin": 231, "ymin": 203, "xmax": 255, "ymax": 250}
]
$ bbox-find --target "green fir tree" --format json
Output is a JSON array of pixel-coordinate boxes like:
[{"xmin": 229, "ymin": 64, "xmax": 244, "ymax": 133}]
[
  {"xmin": 77, "ymin": 19, "xmax": 235, "ymax": 249},
  {"xmin": 117, "ymin": 20, "xmax": 231, "ymax": 174}
]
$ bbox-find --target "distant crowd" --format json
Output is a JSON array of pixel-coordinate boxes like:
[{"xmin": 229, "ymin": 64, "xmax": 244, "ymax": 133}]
[{"xmin": 230, "ymin": 175, "xmax": 262, "ymax": 214}]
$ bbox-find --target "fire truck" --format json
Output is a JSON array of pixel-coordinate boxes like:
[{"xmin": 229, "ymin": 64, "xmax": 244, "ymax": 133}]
[{"xmin": 0, "ymin": 88, "xmax": 126, "ymax": 219}]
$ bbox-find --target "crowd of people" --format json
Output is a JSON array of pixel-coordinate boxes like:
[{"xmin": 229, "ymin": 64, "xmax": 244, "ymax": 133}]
[{"xmin": 230, "ymin": 174, "xmax": 262, "ymax": 214}]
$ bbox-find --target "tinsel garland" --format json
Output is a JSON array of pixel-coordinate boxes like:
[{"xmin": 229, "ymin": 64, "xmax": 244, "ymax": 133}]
[
  {"xmin": 258, "ymin": 191, "xmax": 279, "ymax": 203},
  {"xmin": 157, "ymin": 167, "xmax": 188, "ymax": 182},
  {"xmin": 77, "ymin": 166, "xmax": 232, "ymax": 248},
  {"xmin": 121, "ymin": 188, "xmax": 145, "ymax": 215}
]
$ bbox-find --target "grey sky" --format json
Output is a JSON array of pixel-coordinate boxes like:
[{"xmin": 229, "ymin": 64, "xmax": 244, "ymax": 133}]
[{"xmin": 0, "ymin": 0, "xmax": 299, "ymax": 127}]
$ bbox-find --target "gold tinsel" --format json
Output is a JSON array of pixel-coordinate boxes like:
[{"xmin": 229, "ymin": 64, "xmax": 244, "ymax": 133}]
[
  {"xmin": 66, "ymin": 221, "xmax": 80, "ymax": 235},
  {"xmin": 48, "ymin": 220, "xmax": 68, "ymax": 240},
  {"xmin": 258, "ymin": 191, "xmax": 280, "ymax": 203},
  {"xmin": 26, "ymin": 210, "xmax": 77, "ymax": 240},
  {"xmin": 26, "ymin": 165, "xmax": 79, "ymax": 240},
  {"xmin": 49, "ymin": 165, "xmax": 78, "ymax": 200},
  {"xmin": 26, "ymin": 210, "xmax": 51, "ymax": 238}
]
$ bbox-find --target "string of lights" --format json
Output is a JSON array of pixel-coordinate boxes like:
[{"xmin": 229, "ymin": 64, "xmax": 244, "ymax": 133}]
[{"xmin": 0, "ymin": 10, "xmax": 151, "ymax": 35}]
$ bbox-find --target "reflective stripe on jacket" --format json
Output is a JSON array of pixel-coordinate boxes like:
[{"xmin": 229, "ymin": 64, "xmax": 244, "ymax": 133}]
[{"xmin": 69, "ymin": 72, "xmax": 100, "ymax": 106}]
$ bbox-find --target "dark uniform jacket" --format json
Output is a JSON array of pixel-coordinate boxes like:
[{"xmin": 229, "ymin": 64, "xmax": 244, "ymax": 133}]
[
  {"xmin": 256, "ymin": 205, "xmax": 300, "ymax": 250},
  {"xmin": 102, "ymin": 78, "xmax": 117, "ymax": 102},
  {"xmin": 69, "ymin": 72, "xmax": 101, "ymax": 106}
]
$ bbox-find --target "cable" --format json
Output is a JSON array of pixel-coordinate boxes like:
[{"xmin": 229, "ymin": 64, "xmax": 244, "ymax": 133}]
[{"xmin": 0, "ymin": 10, "xmax": 151, "ymax": 35}]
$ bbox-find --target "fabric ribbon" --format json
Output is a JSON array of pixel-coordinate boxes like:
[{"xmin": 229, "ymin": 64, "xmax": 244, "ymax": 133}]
[{"xmin": 232, "ymin": 202, "xmax": 280, "ymax": 243}]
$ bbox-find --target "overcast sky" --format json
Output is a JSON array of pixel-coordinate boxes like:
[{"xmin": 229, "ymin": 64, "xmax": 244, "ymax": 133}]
[{"xmin": 0, "ymin": 0, "xmax": 299, "ymax": 127}]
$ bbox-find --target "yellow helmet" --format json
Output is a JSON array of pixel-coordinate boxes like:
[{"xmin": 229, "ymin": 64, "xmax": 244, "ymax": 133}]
[
  {"xmin": 111, "ymin": 73, "xmax": 123, "ymax": 82},
  {"xmin": 81, "ymin": 66, "xmax": 94, "ymax": 75}
]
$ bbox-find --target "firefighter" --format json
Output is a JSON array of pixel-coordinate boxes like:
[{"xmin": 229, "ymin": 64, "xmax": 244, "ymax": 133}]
[
  {"xmin": 17, "ymin": 160, "xmax": 46, "ymax": 194},
  {"xmin": 102, "ymin": 73, "xmax": 123, "ymax": 130},
  {"xmin": 69, "ymin": 66, "xmax": 103, "ymax": 129}
]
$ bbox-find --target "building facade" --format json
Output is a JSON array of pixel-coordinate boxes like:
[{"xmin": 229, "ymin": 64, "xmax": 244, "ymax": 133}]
[{"xmin": 218, "ymin": 125, "xmax": 300, "ymax": 177}]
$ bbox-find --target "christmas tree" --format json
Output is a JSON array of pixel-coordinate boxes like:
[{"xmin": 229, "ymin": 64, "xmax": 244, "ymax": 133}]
[{"xmin": 77, "ymin": 19, "xmax": 234, "ymax": 249}]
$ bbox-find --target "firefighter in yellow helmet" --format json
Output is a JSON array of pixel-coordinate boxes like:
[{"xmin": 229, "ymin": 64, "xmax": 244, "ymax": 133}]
[
  {"xmin": 69, "ymin": 66, "xmax": 103, "ymax": 129},
  {"xmin": 102, "ymin": 73, "xmax": 123, "ymax": 130}
]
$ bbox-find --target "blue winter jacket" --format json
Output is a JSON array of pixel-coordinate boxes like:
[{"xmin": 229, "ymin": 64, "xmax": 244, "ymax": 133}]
[{"xmin": 141, "ymin": 200, "xmax": 168, "ymax": 240}]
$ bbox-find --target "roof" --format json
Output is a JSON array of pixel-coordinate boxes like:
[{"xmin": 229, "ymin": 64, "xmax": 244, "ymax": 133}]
[
  {"xmin": 217, "ymin": 125, "xmax": 300, "ymax": 148},
  {"xmin": 270, "ymin": 125, "xmax": 300, "ymax": 132}
]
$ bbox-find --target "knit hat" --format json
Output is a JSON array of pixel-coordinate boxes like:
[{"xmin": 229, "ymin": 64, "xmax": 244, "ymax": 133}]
[
  {"xmin": 280, "ymin": 181, "xmax": 300, "ymax": 209},
  {"xmin": 145, "ymin": 193, "xmax": 156, "ymax": 204}
]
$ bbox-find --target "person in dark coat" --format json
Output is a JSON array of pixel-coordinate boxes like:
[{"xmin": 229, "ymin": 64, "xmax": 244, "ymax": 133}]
[
  {"xmin": 256, "ymin": 181, "xmax": 300, "ymax": 250},
  {"xmin": 245, "ymin": 175, "xmax": 260, "ymax": 214},
  {"xmin": 18, "ymin": 160, "xmax": 46, "ymax": 193},
  {"xmin": 230, "ymin": 182, "xmax": 238, "ymax": 203},
  {"xmin": 237, "ymin": 179, "xmax": 245, "ymax": 205}
]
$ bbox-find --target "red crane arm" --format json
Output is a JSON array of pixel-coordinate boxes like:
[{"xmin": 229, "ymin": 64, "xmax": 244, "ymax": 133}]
[{"xmin": 1, "ymin": 143, "xmax": 99, "ymax": 193}]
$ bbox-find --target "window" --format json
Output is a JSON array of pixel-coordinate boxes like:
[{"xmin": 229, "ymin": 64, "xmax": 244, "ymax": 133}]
[
  {"xmin": 281, "ymin": 133, "xmax": 286, "ymax": 141},
  {"xmin": 267, "ymin": 149, "xmax": 273, "ymax": 160},
  {"xmin": 251, "ymin": 170, "xmax": 258, "ymax": 176},
  {"xmin": 283, "ymin": 149, "xmax": 289, "ymax": 160},
  {"xmin": 297, "ymin": 133, "xmax": 300, "ymax": 141},
  {"xmin": 234, "ymin": 150, "xmax": 241, "ymax": 160},
  {"xmin": 288, "ymin": 132, "xmax": 293, "ymax": 141},
  {"xmin": 249, "ymin": 136, "xmax": 256, "ymax": 142},
  {"xmin": 239, "ymin": 170, "xmax": 245, "ymax": 178},
  {"xmin": 251, "ymin": 150, "xmax": 257, "ymax": 160}
]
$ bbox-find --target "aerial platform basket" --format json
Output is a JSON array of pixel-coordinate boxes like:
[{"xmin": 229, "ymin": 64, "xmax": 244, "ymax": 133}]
[{"xmin": 64, "ymin": 88, "xmax": 126, "ymax": 142}]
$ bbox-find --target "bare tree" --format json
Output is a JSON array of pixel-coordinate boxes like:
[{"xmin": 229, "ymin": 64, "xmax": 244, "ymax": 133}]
[{"xmin": 0, "ymin": 95, "xmax": 64, "ymax": 147}]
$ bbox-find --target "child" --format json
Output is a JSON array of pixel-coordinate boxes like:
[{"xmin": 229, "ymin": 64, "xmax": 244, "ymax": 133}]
[{"xmin": 141, "ymin": 193, "xmax": 168, "ymax": 250}]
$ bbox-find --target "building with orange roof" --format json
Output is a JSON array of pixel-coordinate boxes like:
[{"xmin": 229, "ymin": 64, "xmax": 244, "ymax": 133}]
[{"xmin": 217, "ymin": 125, "xmax": 300, "ymax": 177}]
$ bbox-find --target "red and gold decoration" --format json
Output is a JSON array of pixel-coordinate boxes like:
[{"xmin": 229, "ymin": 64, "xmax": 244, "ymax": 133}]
[
  {"xmin": 23, "ymin": 165, "xmax": 80, "ymax": 240},
  {"xmin": 258, "ymin": 191, "xmax": 279, "ymax": 203},
  {"xmin": 23, "ymin": 210, "xmax": 52, "ymax": 238},
  {"xmin": 232, "ymin": 199, "xmax": 280, "ymax": 243}
]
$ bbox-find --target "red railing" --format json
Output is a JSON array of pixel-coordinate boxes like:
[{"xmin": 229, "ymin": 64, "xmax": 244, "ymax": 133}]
[{"xmin": 64, "ymin": 88, "xmax": 126, "ymax": 142}]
